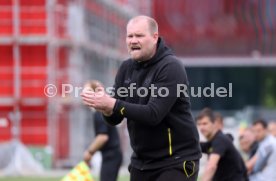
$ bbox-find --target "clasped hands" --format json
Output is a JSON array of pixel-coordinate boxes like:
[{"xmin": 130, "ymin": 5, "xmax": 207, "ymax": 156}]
[{"xmin": 81, "ymin": 80, "xmax": 116, "ymax": 116}]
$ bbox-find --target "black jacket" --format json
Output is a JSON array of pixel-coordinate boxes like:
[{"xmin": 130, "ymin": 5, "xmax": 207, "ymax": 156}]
[{"xmin": 104, "ymin": 38, "xmax": 201, "ymax": 170}]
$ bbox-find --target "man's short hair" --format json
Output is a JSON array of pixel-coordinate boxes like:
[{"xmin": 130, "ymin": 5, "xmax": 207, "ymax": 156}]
[
  {"xmin": 127, "ymin": 15, "xmax": 158, "ymax": 34},
  {"xmin": 196, "ymin": 108, "xmax": 216, "ymax": 123},
  {"xmin": 147, "ymin": 17, "xmax": 158, "ymax": 34},
  {"xmin": 253, "ymin": 119, "xmax": 267, "ymax": 129}
]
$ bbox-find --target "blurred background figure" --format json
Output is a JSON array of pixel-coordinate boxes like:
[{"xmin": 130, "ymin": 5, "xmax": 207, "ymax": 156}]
[
  {"xmin": 83, "ymin": 111, "xmax": 122, "ymax": 181},
  {"xmin": 200, "ymin": 111, "xmax": 233, "ymax": 153},
  {"xmin": 238, "ymin": 127, "xmax": 258, "ymax": 177},
  {"xmin": 197, "ymin": 108, "xmax": 248, "ymax": 181},
  {"xmin": 213, "ymin": 112, "xmax": 234, "ymax": 141},
  {"xmin": 268, "ymin": 121, "xmax": 276, "ymax": 137},
  {"xmin": 247, "ymin": 120, "xmax": 276, "ymax": 181},
  {"xmin": 239, "ymin": 128, "xmax": 258, "ymax": 159}
]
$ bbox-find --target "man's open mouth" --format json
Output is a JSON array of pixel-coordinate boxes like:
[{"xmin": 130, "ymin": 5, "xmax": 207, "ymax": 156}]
[{"xmin": 131, "ymin": 47, "xmax": 141, "ymax": 51}]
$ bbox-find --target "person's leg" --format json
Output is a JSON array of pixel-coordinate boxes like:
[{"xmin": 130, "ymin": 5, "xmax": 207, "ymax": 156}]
[
  {"xmin": 156, "ymin": 160, "xmax": 199, "ymax": 181},
  {"xmin": 100, "ymin": 149, "xmax": 122, "ymax": 181}
]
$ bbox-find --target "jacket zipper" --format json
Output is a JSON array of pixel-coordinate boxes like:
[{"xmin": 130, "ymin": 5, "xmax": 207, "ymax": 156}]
[{"xmin": 168, "ymin": 128, "xmax": 172, "ymax": 156}]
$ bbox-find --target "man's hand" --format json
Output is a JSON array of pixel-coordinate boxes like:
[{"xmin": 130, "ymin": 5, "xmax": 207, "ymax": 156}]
[
  {"xmin": 81, "ymin": 80, "xmax": 116, "ymax": 116},
  {"xmin": 83, "ymin": 150, "xmax": 93, "ymax": 166},
  {"xmin": 83, "ymin": 80, "xmax": 104, "ymax": 92}
]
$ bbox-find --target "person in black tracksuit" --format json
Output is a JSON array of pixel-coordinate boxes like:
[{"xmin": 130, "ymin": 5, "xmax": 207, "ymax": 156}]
[
  {"xmin": 197, "ymin": 108, "xmax": 248, "ymax": 181},
  {"xmin": 81, "ymin": 15, "xmax": 202, "ymax": 181},
  {"xmin": 83, "ymin": 111, "xmax": 122, "ymax": 181}
]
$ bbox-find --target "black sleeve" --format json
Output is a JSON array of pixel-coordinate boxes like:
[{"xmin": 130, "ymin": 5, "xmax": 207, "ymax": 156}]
[
  {"xmin": 200, "ymin": 142, "xmax": 211, "ymax": 153},
  {"xmin": 225, "ymin": 133, "xmax": 234, "ymax": 142},
  {"xmin": 94, "ymin": 112, "xmax": 108, "ymax": 135},
  {"xmin": 211, "ymin": 136, "xmax": 227, "ymax": 157},
  {"xmin": 113, "ymin": 59, "xmax": 188, "ymax": 126},
  {"xmin": 103, "ymin": 61, "xmax": 128, "ymax": 126}
]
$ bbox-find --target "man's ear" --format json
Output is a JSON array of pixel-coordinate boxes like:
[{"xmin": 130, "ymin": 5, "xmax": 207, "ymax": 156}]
[{"xmin": 153, "ymin": 32, "xmax": 159, "ymax": 43}]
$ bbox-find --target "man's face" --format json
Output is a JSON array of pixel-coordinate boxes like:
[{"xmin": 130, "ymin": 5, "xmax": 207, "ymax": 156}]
[
  {"xmin": 252, "ymin": 123, "xmax": 266, "ymax": 141},
  {"xmin": 126, "ymin": 20, "xmax": 158, "ymax": 61},
  {"xmin": 239, "ymin": 130, "xmax": 255, "ymax": 153},
  {"xmin": 239, "ymin": 137, "xmax": 251, "ymax": 153},
  {"xmin": 197, "ymin": 116, "xmax": 216, "ymax": 140}
]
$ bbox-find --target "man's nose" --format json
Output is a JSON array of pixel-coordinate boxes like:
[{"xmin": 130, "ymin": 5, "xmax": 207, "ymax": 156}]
[{"xmin": 130, "ymin": 37, "xmax": 138, "ymax": 44}]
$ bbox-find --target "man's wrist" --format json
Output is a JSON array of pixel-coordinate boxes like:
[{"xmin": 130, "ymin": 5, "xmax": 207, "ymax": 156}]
[
  {"xmin": 108, "ymin": 98, "xmax": 116, "ymax": 111},
  {"xmin": 102, "ymin": 98, "xmax": 116, "ymax": 116},
  {"xmin": 103, "ymin": 110, "xmax": 113, "ymax": 116}
]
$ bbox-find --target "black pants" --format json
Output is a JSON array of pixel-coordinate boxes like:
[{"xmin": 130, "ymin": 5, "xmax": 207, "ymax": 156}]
[
  {"xmin": 130, "ymin": 160, "xmax": 199, "ymax": 181},
  {"xmin": 100, "ymin": 148, "xmax": 122, "ymax": 181}
]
